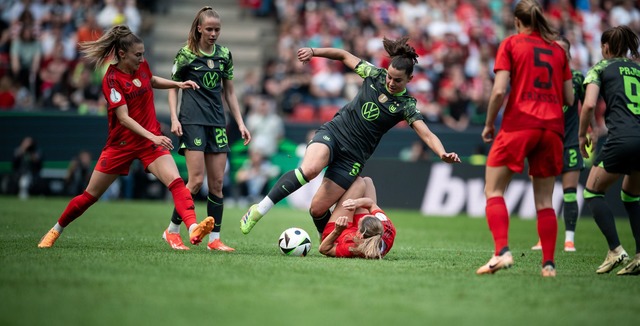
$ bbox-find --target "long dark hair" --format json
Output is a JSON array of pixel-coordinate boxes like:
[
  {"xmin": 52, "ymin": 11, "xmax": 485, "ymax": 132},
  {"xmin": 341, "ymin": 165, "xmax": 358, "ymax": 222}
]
[
  {"xmin": 601, "ymin": 25, "xmax": 640, "ymax": 59},
  {"xmin": 382, "ymin": 36, "xmax": 418, "ymax": 76}
]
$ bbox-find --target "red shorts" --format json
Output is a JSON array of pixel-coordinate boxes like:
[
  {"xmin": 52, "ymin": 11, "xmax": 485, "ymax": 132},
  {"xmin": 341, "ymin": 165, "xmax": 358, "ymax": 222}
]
[
  {"xmin": 487, "ymin": 129, "xmax": 563, "ymax": 177},
  {"xmin": 96, "ymin": 145, "xmax": 170, "ymax": 175}
]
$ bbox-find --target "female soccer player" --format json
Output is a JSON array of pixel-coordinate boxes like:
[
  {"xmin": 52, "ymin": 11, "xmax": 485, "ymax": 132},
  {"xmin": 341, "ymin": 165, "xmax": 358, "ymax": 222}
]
[
  {"xmin": 241, "ymin": 36, "xmax": 460, "ymax": 236},
  {"xmin": 37, "ymin": 25, "xmax": 214, "ymax": 248},
  {"xmin": 579, "ymin": 25, "xmax": 640, "ymax": 276},
  {"xmin": 162, "ymin": 7, "xmax": 251, "ymax": 252},
  {"xmin": 531, "ymin": 36, "xmax": 586, "ymax": 253},
  {"xmin": 319, "ymin": 176, "xmax": 395, "ymax": 259},
  {"xmin": 477, "ymin": 0, "xmax": 574, "ymax": 277}
]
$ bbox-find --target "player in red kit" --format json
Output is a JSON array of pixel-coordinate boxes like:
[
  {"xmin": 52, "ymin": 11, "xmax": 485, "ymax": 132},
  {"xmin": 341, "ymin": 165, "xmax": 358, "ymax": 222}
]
[
  {"xmin": 476, "ymin": 0, "xmax": 574, "ymax": 277},
  {"xmin": 319, "ymin": 176, "xmax": 395, "ymax": 259},
  {"xmin": 38, "ymin": 25, "xmax": 214, "ymax": 248}
]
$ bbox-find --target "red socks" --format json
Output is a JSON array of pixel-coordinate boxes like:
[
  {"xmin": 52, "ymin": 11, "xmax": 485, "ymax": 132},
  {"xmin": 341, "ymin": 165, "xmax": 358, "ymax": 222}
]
[
  {"xmin": 58, "ymin": 191, "xmax": 98, "ymax": 227},
  {"xmin": 168, "ymin": 178, "xmax": 197, "ymax": 228},
  {"xmin": 486, "ymin": 196, "xmax": 509, "ymax": 255},
  {"xmin": 537, "ymin": 208, "xmax": 557, "ymax": 265}
]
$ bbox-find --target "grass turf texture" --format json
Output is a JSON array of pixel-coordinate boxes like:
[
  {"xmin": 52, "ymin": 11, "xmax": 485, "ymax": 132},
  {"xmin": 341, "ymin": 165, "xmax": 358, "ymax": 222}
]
[{"xmin": 0, "ymin": 196, "xmax": 636, "ymax": 326}]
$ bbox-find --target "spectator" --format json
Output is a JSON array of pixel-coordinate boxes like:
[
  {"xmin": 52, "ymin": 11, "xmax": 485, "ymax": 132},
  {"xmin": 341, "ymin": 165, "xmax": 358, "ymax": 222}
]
[
  {"xmin": 11, "ymin": 136, "xmax": 44, "ymax": 199},
  {"xmin": 64, "ymin": 150, "xmax": 93, "ymax": 196},
  {"xmin": 0, "ymin": 75, "xmax": 17, "ymax": 110},
  {"xmin": 97, "ymin": 0, "xmax": 141, "ymax": 34},
  {"xmin": 9, "ymin": 24, "xmax": 40, "ymax": 102},
  {"xmin": 235, "ymin": 149, "xmax": 280, "ymax": 205},
  {"xmin": 246, "ymin": 95, "xmax": 284, "ymax": 158}
]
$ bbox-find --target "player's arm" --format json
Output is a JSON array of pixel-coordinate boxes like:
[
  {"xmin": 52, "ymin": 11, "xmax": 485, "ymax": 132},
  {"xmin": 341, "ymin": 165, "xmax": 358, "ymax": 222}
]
[
  {"xmin": 114, "ymin": 104, "xmax": 174, "ymax": 150},
  {"xmin": 482, "ymin": 70, "xmax": 509, "ymax": 144},
  {"xmin": 578, "ymin": 83, "xmax": 600, "ymax": 159},
  {"xmin": 223, "ymin": 78, "xmax": 251, "ymax": 145},
  {"xmin": 319, "ymin": 216, "xmax": 349, "ymax": 257},
  {"xmin": 297, "ymin": 47, "xmax": 360, "ymax": 71},
  {"xmin": 411, "ymin": 120, "xmax": 460, "ymax": 163},
  {"xmin": 150, "ymin": 75, "xmax": 199, "ymax": 90},
  {"xmin": 563, "ymin": 79, "xmax": 574, "ymax": 107}
]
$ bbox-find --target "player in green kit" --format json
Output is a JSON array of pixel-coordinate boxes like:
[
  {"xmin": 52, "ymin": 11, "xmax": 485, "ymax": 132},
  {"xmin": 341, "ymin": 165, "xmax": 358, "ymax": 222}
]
[
  {"xmin": 240, "ymin": 37, "xmax": 460, "ymax": 236},
  {"xmin": 162, "ymin": 7, "xmax": 251, "ymax": 252},
  {"xmin": 579, "ymin": 25, "xmax": 640, "ymax": 275}
]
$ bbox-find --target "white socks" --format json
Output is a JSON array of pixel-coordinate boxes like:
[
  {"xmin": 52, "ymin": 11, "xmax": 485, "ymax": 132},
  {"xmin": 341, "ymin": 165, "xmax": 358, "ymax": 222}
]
[
  {"xmin": 257, "ymin": 198, "xmax": 275, "ymax": 215},
  {"xmin": 209, "ymin": 232, "xmax": 220, "ymax": 242},
  {"xmin": 565, "ymin": 231, "xmax": 575, "ymax": 243},
  {"xmin": 53, "ymin": 223, "xmax": 64, "ymax": 233},
  {"xmin": 167, "ymin": 222, "xmax": 180, "ymax": 233}
]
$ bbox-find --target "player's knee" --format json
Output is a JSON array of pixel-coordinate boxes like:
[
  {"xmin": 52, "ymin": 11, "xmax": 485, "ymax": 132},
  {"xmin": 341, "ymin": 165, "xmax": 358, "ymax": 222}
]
[{"xmin": 187, "ymin": 180, "xmax": 204, "ymax": 194}]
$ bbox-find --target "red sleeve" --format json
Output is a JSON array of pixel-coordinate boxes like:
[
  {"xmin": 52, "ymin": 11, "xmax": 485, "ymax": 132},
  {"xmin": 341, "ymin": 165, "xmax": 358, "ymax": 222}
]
[
  {"xmin": 493, "ymin": 37, "xmax": 512, "ymax": 73},
  {"xmin": 103, "ymin": 67, "xmax": 125, "ymax": 110}
]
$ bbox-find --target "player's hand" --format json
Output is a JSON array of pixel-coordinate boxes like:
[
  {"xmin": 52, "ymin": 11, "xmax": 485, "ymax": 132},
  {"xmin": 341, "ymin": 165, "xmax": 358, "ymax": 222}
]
[
  {"xmin": 170, "ymin": 119, "xmax": 183, "ymax": 137},
  {"xmin": 297, "ymin": 48, "xmax": 313, "ymax": 64},
  {"xmin": 481, "ymin": 125, "xmax": 495, "ymax": 143},
  {"xmin": 239, "ymin": 125, "xmax": 251, "ymax": 146},
  {"xmin": 179, "ymin": 80, "xmax": 199, "ymax": 90},
  {"xmin": 441, "ymin": 152, "xmax": 460, "ymax": 163},
  {"xmin": 334, "ymin": 216, "xmax": 348, "ymax": 232},
  {"xmin": 342, "ymin": 199, "xmax": 357, "ymax": 211},
  {"xmin": 579, "ymin": 135, "xmax": 590, "ymax": 159},
  {"xmin": 151, "ymin": 135, "xmax": 174, "ymax": 150}
]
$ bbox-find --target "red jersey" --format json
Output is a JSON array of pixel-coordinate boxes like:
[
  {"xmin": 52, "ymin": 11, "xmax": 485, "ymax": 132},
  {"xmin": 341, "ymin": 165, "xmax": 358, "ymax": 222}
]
[
  {"xmin": 494, "ymin": 32, "xmax": 571, "ymax": 136},
  {"xmin": 102, "ymin": 60, "xmax": 161, "ymax": 151},
  {"xmin": 334, "ymin": 209, "xmax": 396, "ymax": 258}
]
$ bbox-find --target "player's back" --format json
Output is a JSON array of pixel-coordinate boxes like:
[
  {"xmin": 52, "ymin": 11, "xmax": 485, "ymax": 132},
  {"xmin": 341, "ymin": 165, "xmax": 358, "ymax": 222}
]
[{"xmin": 496, "ymin": 32, "xmax": 571, "ymax": 135}]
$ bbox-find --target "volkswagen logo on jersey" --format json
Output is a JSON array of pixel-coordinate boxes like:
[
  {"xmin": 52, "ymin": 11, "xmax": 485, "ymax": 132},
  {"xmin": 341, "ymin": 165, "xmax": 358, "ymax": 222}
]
[{"xmin": 361, "ymin": 102, "xmax": 380, "ymax": 121}]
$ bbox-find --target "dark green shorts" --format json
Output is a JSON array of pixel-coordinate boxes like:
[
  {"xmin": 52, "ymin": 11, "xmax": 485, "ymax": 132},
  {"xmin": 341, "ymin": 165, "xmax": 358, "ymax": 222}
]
[
  {"xmin": 310, "ymin": 128, "xmax": 364, "ymax": 190},
  {"xmin": 562, "ymin": 146, "xmax": 583, "ymax": 173},
  {"xmin": 595, "ymin": 136, "xmax": 640, "ymax": 174},
  {"xmin": 178, "ymin": 124, "xmax": 229, "ymax": 155}
]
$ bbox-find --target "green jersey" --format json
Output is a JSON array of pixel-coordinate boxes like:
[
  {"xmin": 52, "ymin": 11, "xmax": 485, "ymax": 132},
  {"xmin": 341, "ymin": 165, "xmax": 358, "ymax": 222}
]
[
  {"xmin": 563, "ymin": 69, "xmax": 585, "ymax": 148},
  {"xmin": 323, "ymin": 60, "xmax": 423, "ymax": 161},
  {"xmin": 171, "ymin": 44, "xmax": 234, "ymax": 127},
  {"xmin": 584, "ymin": 57, "xmax": 640, "ymax": 139}
]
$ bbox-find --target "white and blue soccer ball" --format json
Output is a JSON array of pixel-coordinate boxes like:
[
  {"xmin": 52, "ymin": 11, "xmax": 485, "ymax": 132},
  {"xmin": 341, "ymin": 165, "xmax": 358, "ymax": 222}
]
[{"xmin": 278, "ymin": 227, "xmax": 311, "ymax": 257}]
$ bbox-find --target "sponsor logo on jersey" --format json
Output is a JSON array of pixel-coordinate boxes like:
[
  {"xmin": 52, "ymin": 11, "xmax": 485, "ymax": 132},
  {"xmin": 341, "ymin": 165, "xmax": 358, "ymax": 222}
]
[
  {"xmin": 132, "ymin": 78, "xmax": 141, "ymax": 87},
  {"xmin": 109, "ymin": 88, "xmax": 122, "ymax": 103},
  {"xmin": 194, "ymin": 138, "xmax": 202, "ymax": 146},
  {"xmin": 361, "ymin": 102, "xmax": 380, "ymax": 121},
  {"xmin": 323, "ymin": 135, "xmax": 331, "ymax": 141},
  {"xmin": 194, "ymin": 66, "xmax": 206, "ymax": 70}
]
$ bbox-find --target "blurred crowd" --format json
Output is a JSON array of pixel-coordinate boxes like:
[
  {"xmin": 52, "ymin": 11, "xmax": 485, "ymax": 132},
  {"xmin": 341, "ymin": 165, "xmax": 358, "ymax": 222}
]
[
  {"xmin": 244, "ymin": 0, "xmax": 640, "ymax": 131},
  {"xmin": 2, "ymin": 0, "xmax": 640, "ymax": 132},
  {"xmin": 0, "ymin": 0, "xmax": 165, "ymax": 113}
]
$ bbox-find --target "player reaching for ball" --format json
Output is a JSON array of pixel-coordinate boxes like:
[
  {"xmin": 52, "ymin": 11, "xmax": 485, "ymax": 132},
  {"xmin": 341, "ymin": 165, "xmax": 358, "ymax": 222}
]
[
  {"xmin": 240, "ymin": 36, "xmax": 460, "ymax": 237},
  {"xmin": 319, "ymin": 176, "xmax": 395, "ymax": 259},
  {"xmin": 38, "ymin": 25, "xmax": 214, "ymax": 248}
]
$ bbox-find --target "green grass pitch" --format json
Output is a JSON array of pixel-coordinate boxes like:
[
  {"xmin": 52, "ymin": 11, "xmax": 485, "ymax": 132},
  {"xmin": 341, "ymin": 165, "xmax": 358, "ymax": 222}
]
[{"xmin": 0, "ymin": 196, "xmax": 637, "ymax": 326}]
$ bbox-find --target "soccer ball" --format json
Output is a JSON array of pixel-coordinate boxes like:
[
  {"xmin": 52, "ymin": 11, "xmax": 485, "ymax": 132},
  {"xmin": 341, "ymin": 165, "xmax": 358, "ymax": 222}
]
[{"xmin": 278, "ymin": 227, "xmax": 311, "ymax": 256}]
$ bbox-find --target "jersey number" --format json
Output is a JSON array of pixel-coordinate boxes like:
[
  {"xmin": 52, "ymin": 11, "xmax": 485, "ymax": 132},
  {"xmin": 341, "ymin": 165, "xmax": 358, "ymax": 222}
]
[
  {"xmin": 533, "ymin": 48, "xmax": 553, "ymax": 90},
  {"xmin": 623, "ymin": 75, "xmax": 640, "ymax": 115}
]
